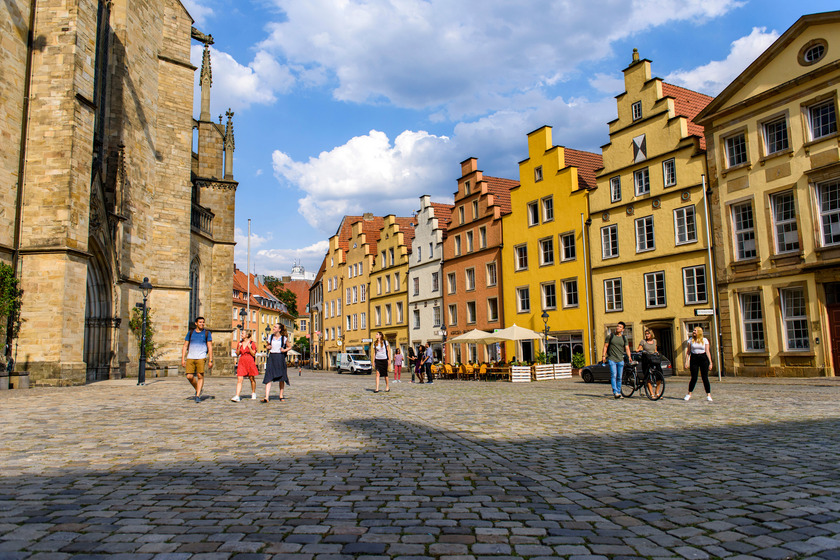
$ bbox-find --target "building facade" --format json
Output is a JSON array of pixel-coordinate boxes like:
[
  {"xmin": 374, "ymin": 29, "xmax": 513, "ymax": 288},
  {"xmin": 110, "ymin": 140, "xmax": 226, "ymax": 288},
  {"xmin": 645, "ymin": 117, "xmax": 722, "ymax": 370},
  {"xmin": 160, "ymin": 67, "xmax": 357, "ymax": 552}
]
[
  {"xmin": 443, "ymin": 158, "xmax": 516, "ymax": 364},
  {"xmin": 407, "ymin": 196, "xmax": 452, "ymax": 361},
  {"xmin": 1, "ymin": 0, "xmax": 235, "ymax": 385},
  {"xmin": 343, "ymin": 220, "xmax": 377, "ymax": 354},
  {"xmin": 308, "ymin": 262, "xmax": 325, "ymax": 369},
  {"xmin": 696, "ymin": 12, "xmax": 840, "ymax": 376},
  {"xmin": 369, "ymin": 216, "xmax": 415, "ymax": 362},
  {"xmin": 502, "ymin": 127, "xmax": 601, "ymax": 364},
  {"xmin": 590, "ymin": 51, "xmax": 713, "ymax": 368}
]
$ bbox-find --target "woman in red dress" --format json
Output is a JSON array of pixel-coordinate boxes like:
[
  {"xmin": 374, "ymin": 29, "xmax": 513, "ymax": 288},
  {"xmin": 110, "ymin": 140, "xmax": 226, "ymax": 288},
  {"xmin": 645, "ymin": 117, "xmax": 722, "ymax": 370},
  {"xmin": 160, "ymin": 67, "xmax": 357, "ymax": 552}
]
[{"xmin": 231, "ymin": 331, "xmax": 259, "ymax": 402}]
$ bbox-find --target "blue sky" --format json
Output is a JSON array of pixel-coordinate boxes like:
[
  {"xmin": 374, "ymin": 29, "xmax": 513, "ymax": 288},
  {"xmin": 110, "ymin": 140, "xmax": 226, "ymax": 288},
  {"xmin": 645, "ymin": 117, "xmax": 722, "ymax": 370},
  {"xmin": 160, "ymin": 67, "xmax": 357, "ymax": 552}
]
[{"xmin": 182, "ymin": 0, "xmax": 838, "ymax": 277}]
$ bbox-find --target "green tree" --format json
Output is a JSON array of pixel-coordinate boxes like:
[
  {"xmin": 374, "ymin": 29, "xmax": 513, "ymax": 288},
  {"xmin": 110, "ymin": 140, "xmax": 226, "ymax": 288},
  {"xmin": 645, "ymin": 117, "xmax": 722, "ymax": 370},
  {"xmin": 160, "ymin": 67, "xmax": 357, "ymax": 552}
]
[
  {"xmin": 263, "ymin": 275, "xmax": 298, "ymax": 317},
  {"xmin": 129, "ymin": 307, "xmax": 159, "ymax": 365},
  {"xmin": 293, "ymin": 335, "xmax": 310, "ymax": 356},
  {"xmin": 0, "ymin": 263, "xmax": 23, "ymax": 366}
]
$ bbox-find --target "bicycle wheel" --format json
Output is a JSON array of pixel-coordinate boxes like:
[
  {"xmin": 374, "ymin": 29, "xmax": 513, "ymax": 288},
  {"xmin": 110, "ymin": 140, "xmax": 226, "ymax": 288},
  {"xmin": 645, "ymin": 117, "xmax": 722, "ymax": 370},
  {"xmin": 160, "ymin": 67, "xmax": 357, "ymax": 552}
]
[
  {"xmin": 621, "ymin": 367, "xmax": 637, "ymax": 397},
  {"xmin": 645, "ymin": 370, "xmax": 665, "ymax": 401}
]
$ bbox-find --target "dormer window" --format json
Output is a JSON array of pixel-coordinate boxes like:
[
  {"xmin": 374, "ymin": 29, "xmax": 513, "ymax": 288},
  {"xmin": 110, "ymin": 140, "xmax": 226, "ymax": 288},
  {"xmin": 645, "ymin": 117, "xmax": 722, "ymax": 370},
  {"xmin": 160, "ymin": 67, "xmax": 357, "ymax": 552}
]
[{"xmin": 632, "ymin": 101, "xmax": 642, "ymax": 121}]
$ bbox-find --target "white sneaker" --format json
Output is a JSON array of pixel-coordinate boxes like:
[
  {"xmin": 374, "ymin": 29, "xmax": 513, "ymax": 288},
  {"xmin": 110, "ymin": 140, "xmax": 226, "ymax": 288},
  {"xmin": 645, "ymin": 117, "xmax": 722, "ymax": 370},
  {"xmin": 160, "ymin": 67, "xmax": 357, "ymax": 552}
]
[
  {"xmin": 231, "ymin": 395, "xmax": 241, "ymax": 402},
  {"xmin": 707, "ymin": 395, "xmax": 713, "ymax": 402},
  {"xmin": 684, "ymin": 394, "xmax": 691, "ymax": 401},
  {"xmin": 251, "ymin": 393, "xmax": 257, "ymax": 400}
]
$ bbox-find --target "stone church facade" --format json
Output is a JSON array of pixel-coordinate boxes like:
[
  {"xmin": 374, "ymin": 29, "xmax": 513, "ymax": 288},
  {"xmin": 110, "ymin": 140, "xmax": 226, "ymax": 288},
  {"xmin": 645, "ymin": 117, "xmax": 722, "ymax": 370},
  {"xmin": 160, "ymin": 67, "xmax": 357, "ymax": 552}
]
[{"xmin": 0, "ymin": 0, "xmax": 236, "ymax": 385}]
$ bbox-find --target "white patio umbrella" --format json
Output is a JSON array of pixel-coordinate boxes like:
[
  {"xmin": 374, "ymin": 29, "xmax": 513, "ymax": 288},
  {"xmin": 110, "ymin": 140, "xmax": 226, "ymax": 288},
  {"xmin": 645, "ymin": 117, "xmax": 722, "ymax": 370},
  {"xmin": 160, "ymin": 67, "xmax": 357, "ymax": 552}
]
[
  {"xmin": 287, "ymin": 349, "xmax": 301, "ymax": 356},
  {"xmin": 492, "ymin": 324, "xmax": 556, "ymax": 341},
  {"xmin": 447, "ymin": 329, "xmax": 498, "ymax": 343}
]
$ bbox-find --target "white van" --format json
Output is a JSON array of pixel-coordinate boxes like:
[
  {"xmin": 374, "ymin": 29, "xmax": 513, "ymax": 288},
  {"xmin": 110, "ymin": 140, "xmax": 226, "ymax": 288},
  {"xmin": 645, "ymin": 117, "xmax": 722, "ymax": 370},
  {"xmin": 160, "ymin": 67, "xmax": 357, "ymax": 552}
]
[{"xmin": 336, "ymin": 353, "xmax": 372, "ymax": 374}]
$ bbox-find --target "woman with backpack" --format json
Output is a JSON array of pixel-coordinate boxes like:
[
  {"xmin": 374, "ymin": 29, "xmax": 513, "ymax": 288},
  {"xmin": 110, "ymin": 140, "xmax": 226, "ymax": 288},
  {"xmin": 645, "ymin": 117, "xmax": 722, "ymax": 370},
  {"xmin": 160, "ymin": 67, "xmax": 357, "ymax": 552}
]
[
  {"xmin": 372, "ymin": 331, "xmax": 390, "ymax": 393},
  {"xmin": 262, "ymin": 324, "xmax": 291, "ymax": 402},
  {"xmin": 601, "ymin": 321, "xmax": 633, "ymax": 399}
]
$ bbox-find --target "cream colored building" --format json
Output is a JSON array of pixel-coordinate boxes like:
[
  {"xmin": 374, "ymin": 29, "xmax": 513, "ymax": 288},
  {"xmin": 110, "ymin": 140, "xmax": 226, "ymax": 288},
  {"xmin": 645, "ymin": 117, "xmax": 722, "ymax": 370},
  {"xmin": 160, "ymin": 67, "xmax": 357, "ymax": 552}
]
[
  {"xmin": 1, "ymin": 1, "xmax": 235, "ymax": 384},
  {"xmin": 343, "ymin": 220, "xmax": 378, "ymax": 354},
  {"xmin": 696, "ymin": 11, "xmax": 840, "ymax": 376},
  {"xmin": 589, "ymin": 51, "xmax": 713, "ymax": 369}
]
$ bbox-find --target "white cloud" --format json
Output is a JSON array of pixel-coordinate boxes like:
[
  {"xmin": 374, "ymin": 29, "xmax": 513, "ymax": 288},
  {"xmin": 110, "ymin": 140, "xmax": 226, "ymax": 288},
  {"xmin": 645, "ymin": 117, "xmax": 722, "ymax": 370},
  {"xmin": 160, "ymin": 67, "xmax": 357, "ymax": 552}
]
[
  {"xmin": 258, "ymin": 0, "xmax": 744, "ymax": 117},
  {"xmin": 272, "ymin": 130, "xmax": 453, "ymax": 232},
  {"xmin": 234, "ymin": 227, "xmax": 272, "ymax": 265},
  {"xmin": 256, "ymin": 240, "xmax": 331, "ymax": 277},
  {"xmin": 665, "ymin": 27, "xmax": 779, "ymax": 95},
  {"xmin": 190, "ymin": 45, "xmax": 295, "ymax": 115},
  {"xmin": 181, "ymin": 0, "xmax": 214, "ymax": 26},
  {"xmin": 589, "ymin": 73, "xmax": 625, "ymax": 95}
]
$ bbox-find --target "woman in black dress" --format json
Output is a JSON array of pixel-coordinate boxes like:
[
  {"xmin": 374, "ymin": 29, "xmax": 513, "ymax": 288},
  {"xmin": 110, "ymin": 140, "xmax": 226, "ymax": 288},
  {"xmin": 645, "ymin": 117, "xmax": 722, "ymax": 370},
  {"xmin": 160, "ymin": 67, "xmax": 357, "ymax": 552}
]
[{"xmin": 262, "ymin": 324, "xmax": 291, "ymax": 402}]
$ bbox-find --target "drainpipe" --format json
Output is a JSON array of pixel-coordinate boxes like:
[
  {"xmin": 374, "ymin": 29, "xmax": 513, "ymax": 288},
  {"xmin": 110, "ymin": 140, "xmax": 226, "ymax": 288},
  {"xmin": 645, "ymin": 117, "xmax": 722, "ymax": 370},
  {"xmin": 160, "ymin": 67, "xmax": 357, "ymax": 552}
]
[
  {"xmin": 581, "ymin": 212, "xmax": 593, "ymax": 365},
  {"xmin": 702, "ymin": 175, "xmax": 723, "ymax": 380},
  {"xmin": 7, "ymin": 0, "xmax": 38, "ymax": 366}
]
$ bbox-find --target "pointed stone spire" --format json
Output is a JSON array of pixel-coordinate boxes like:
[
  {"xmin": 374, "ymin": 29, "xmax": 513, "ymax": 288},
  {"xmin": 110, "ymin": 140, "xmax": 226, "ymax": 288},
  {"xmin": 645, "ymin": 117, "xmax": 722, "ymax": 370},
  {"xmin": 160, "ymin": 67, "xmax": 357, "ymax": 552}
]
[
  {"xmin": 224, "ymin": 108, "xmax": 235, "ymax": 178},
  {"xmin": 199, "ymin": 44, "xmax": 212, "ymax": 121}
]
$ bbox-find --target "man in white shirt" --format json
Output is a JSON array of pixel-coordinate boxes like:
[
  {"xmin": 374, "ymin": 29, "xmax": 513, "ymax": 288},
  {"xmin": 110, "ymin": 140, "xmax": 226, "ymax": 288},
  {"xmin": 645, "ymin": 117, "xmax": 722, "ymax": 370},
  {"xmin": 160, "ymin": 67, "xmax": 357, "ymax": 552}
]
[{"xmin": 181, "ymin": 317, "xmax": 214, "ymax": 403}]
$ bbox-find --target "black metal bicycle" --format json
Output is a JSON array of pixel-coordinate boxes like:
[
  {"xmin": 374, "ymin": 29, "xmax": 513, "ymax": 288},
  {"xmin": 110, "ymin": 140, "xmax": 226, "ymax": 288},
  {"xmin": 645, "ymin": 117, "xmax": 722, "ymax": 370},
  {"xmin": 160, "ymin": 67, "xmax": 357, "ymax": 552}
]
[{"xmin": 621, "ymin": 352, "xmax": 666, "ymax": 400}]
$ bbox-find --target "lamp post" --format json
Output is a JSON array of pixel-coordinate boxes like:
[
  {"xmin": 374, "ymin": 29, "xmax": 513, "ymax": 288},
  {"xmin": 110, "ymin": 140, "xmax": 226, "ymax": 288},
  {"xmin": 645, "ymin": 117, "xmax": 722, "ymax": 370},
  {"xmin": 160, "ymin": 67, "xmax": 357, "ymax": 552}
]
[
  {"xmin": 137, "ymin": 277, "xmax": 153, "ymax": 385},
  {"xmin": 440, "ymin": 327, "xmax": 447, "ymax": 364},
  {"xmin": 239, "ymin": 308, "xmax": 247, "ymax": 335},
  {"xmin": 541, "ymin": 310, "xmax": 550, "ymax": 363}
]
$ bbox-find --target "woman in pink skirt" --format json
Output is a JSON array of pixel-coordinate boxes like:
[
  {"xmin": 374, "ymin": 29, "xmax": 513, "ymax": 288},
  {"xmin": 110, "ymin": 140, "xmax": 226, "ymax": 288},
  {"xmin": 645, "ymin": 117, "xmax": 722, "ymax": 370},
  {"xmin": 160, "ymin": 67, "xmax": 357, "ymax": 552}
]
[{"xmin": 393, "ymin": 348, "xmax": 403, "ymax": 382}]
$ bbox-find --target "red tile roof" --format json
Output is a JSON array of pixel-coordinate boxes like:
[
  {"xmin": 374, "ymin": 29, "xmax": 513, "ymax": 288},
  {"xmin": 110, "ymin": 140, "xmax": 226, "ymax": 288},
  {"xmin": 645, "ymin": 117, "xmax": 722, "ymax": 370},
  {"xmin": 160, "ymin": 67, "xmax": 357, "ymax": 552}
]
[
  {"xmin": 430, "ymin": 202, "xmax": 454, "ymax": 230},
  {"xmin": 661, "ymin": 82, "xmax": 713, "ymax": 150},
  {"xmin": 283, "ymin": 279, "xmax": 312, "ymax": 318},
  {"xmin": 564, "ymin": 148, "xmax": 604, "ymax": 191},
  {"xmin": 483, "ymin": 176, "xmax": 517, "ymax": 215}
]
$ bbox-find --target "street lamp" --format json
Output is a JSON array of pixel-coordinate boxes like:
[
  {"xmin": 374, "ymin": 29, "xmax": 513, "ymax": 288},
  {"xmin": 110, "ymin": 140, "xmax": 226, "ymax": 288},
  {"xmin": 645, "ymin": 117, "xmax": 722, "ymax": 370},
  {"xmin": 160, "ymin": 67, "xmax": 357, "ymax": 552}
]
[
  {"xmin": 440, "ymin": 327, "xmax": 447, "ymax": 364},
  {"xmin": 541, "ymin": 310, "xmax": 550, "ymax": 362},
  {"xmin": 239, "ymin": 308, "xmax": 247, "ymax": 332},
  {"xmin": 137, "ymin": 277, "xmax": 153, "ymax": 385}
]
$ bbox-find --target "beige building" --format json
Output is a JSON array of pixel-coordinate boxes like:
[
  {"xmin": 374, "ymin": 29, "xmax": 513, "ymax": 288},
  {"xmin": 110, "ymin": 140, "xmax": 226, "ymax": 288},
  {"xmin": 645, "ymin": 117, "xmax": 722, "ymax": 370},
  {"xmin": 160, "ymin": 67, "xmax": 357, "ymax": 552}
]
[
  {"xmin": 1, "ymin": 1, "xmax": 236, "ymax": 384},
  {"xmin": 696, "ymin": 11, "xmax": 840, "ymax": 376},
  {"xmin": 343, "ymin": 220, "xmax": 379, "ymax": 354},
  {"xmin": 590, "ymin": 51, "xmax": 713, "ymax": 368}
]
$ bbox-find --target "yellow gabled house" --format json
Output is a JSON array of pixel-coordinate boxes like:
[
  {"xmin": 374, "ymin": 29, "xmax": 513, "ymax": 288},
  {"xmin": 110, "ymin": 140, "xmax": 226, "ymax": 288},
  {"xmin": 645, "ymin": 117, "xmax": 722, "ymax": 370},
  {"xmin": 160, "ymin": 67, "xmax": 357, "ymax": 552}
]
[
  {"xmin": 369, "ymin": 215, "xmax": 415, "ymax": 363},
  {"xmin": 343, "ymin": 219, "xmax": 379, "ymax": 354},
  {"xmin": 501, "ymin": 126, "xmax": 602, "ymax": 364},
  {"xmin": 590, "ymin": 51, "xmax": 713, "ymax": 370}
]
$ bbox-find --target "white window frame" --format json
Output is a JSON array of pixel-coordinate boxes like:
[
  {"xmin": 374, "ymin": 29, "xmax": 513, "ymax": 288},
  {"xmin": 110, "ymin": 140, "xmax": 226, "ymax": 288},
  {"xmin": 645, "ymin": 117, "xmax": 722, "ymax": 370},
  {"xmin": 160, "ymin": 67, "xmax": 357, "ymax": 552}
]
[
  {"xmin": 534, "ymin": 166, "xmax": 543, "ymax": 182},
  {"xmin": 412, "ymin": 309, "xmax": 420, "ymax": 330},
  {"xmin": 542, "ymin": 281, "xmax": 557, "ymax": 311},
  {"xmin": 762, "ymin": 116, "xmax": 789, "ymax": 155},
  {"xmin": 725, "ymin": 132, "xmax": 748, "ymax": 168},
  {"xmin": 601, "ymin": 225, "xmax": 618, "ymax": 259},
  {"xmin": 604, "ymin": 278, "xmax": 623, "ymax": 312},
  {"xmin": 732, "ymin": 202, "xmax": 757, "ymax": 260},
  {"xmin": 465, "ymin": 268, "xmax": 476, "ymax": 291},
  {"xmin": 448, "ymin": 304, "xmax": 458, "ymax": 326},
  {"xmin": 635, "ymin": 215, "xmax": 655, "ymax": 253},
  {"xmin": 447, "ymin": 272, "xmax": 456, "ymax": 294},
  {"xmin": 487, "ymin": 297, "xmax": 499, "ymax": 322},
  {"xmin": 454, "ymin": 235, "xmax": 462, "ymax": 255},
  {"xmin": 780, "ymin": 287, "xmax": 809, "ymax": 350},
  {"xmin": 674, "ymin": 206, "xmax": 697, "ymax": 245},
  {"xmin": 561, "ymin": 278, "xmax": 579, "ymax": 309},
  {"xmin": 385, "ymin": 304, "xmax": 392, "ymax": 325},
  {"xmin": 486, "ymin": 262, "xmax": 497, "ymax": 287},
  {"xmin": 739, "ymin": 292, "xmax": 765, "ymax": 352},
  {"xmin": 472, "ymin": 200, "xmax": 479, "ymax": 220},
  {"xmin": 644, "ymin": 271, "xmax": 666, "ymax": 308},
  {"xmin": 542, "ymin": 196, "xmax": 554, "ymax": 222},
  {"xmin": 634, "ymin": 167, "xmax": 650, "ymax": 196},
  {"xmin": 817, "ymin": 179, "xmax": 840, "ymax": 247},
  {"xmin": 539, "ymin": 237, "xmax": 554, "ymax": 266},
  {"xmin": 683, "ymin": 265, "xmax": 708, "ymax": 305},
  {"xmin": 433, "ymin": 306, "xmax": 441, "ymax": 327},
  {"xmin": 413, "ymin": 277, "xmax": 420, "ymax": 296},
  {"xmin": 466, "ymin": 301, "xmax": 477, "ymax": 324},
  {"xmin": 479, "ymin": 226, "xmax": 487, "ymax": 249},
  {"xmin": 770, "ymin": 190, "xmax": 800, "ymax": 254},
  {"xmin": 560, "ymin": 232, "xmax": 576, "ymax": 262},
  {"xmin": 514, "ymin": 244, "xmax": 528, "ymax": 271},
  {"xmin": 662, "ymin": 158, "xmax": 676, "ymax": 187},
  {"xmin": 516, "ymin": 286, "xmax": 531, "ymax": 313},
  {"xmin": 396, "ymin": 301, "xmax": 403, "ymax": 324},
  {"xmin": 808, "ymin": 99, "xmax": 837, "ymax": 141},
  {"xmin": 466, "ymin": 231, "xmax": 474, "ymax": 252},
  {"xmin": 610, "ymin": 176, "xmax": 621, "ymax": 202},
  {"xmin": 527, "ymin": 201, "xmax": 539, "ymax": 226},
  {"xmin": 631, "ymin": 101, "xmax": 642, "ymax": 121},
  {"xmin": 431, "ymin": 272, "xmax": 440, "ymax": 292}
]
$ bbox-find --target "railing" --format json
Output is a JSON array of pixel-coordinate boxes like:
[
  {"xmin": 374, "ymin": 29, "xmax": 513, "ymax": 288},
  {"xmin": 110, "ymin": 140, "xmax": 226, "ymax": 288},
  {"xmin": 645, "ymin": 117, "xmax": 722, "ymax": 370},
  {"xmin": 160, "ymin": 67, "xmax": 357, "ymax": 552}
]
[{"xmin": 191, "ymin": 203, "xmax": 214, "ymax": 236}]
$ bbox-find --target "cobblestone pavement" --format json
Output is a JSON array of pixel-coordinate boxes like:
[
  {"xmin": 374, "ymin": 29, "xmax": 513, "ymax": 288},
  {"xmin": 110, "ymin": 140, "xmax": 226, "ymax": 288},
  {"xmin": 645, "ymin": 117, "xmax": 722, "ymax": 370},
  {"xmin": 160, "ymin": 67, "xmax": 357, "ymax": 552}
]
[{"xmin": 2, "ymin": 371, "xmax": 840, "ymax": 560}]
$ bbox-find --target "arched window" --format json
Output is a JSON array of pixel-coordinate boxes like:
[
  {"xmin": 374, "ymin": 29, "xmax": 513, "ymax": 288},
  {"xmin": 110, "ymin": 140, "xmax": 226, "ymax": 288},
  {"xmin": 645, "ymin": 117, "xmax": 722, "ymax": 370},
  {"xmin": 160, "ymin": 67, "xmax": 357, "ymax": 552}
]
[{"xmin": 189, "ymin": 257, "xmax": 200, "ymax": 321}]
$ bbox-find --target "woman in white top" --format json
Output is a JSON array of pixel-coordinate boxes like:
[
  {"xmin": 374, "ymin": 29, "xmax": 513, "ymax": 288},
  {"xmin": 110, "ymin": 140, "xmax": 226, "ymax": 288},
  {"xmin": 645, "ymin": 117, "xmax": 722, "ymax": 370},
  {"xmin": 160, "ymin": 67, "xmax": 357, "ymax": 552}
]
[
  {"xmin": 372, "ymin": 331, "xmax": 390, "ymax": 393},
  {"xmin": 262, "ymin": 323, "xmax": 291, "ymax": 402},
  {"xmin": 683, "ymin": 326, "xmax": 713, "ymax": 401}
]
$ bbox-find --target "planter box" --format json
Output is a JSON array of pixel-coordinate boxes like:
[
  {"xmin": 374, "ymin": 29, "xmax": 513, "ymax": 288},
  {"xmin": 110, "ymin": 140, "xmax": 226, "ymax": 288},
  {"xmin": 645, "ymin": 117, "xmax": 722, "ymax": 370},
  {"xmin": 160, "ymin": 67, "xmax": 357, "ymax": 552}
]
[
  {"xmin": 511, "ymin": 365, "xmax": 531, "ymax": 383},
  {"xmin": 534, "ymin": 364, "xmax": 554, "ymax": 381},
  {"xmin": 555, "ymin": 364, "xmax": 572, "ymax": 379}
]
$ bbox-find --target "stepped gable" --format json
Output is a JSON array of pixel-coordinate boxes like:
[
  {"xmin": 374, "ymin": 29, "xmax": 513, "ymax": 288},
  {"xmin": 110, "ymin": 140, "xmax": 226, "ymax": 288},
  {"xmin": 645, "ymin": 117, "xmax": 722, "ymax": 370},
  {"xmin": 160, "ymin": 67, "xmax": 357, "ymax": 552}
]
[
  {"xmin": 661, "ymin": 82, "xmax": 713, "ymax": 149},
  {"xmin": 430, "ymin": 202, "xmax": 454, "ymax": 230},
  {"xmin": 395, "ymin": 216, "xmax": 417, "ymax": 250},
  {"xmin": 563, "ymin": 148, "xmax": 604, "ymax": 190},
  {"xmin": 483, "ymin": 176, "xmax": 517, "ymax": 215}
]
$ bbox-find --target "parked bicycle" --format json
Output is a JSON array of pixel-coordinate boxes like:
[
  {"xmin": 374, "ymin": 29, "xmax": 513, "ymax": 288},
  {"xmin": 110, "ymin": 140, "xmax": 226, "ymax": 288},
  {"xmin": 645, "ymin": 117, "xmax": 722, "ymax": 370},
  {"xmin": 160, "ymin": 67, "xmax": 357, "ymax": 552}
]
[{"xmin": 621, "ymin": 352, "xmax": 666, "ymax": 400}]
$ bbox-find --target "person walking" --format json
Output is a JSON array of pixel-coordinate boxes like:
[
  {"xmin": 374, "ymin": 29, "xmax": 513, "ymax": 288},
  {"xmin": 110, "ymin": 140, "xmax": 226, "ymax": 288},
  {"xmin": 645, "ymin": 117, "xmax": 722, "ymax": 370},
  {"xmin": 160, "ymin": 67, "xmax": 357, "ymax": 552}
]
[
  {"xmin": 372, "ymin": 331, "xmax": 390, "ymax": 393},
  {"xmin": 262, "ymin": 324, "xmax": 291, "ymax": 402},
  {"xmin": 415, "ymin": 344, "xmax": 425, "ymax": 383},
  {"xmin": 231, "ymin": 331, "xmax": 258, "ymax": 402},
  {"xmin": 423, "ymin": 342, "xmax": 434, "ymax": 384},
  {"xmin": 601, "ymin": 321, "xmax": 632, "ymax": 399},
  {"xmin": 684, "ymin": 326, "xmax": 714, "ymax": 402},
  {"xmin": 181, "ymin": 316, "xmax": 213, "ymax": 403},
  {"xmin": 407, "ymin": 346, "xmax": 416, "ymax": 383},
  {"xmin": 393, "ymin": 348, "xmax": 403, "ymax": 382}
]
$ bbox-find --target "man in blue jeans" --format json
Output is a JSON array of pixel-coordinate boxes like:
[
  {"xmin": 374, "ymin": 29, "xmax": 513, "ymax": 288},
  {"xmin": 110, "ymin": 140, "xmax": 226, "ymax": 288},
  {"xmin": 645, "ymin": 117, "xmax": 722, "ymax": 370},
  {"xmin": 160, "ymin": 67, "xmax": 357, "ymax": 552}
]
[{"xmin": 601, "ymin": 321, "xmax": 633, "ymax": 399}]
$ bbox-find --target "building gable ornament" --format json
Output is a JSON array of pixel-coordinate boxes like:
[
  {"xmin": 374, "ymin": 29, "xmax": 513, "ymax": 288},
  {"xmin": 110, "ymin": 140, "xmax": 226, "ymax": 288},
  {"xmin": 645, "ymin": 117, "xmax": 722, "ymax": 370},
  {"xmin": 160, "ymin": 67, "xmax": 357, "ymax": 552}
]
[{"xmin": 632, "ymin": 134, "xmax": 647, "ymax": 162}]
